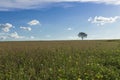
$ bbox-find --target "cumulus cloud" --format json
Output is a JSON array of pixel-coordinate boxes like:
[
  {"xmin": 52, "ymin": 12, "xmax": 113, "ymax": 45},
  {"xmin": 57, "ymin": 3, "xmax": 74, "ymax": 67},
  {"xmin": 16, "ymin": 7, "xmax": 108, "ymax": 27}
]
[
  {"xmin": 88, "ymin": 16, "xmax": 120, "ymax": 26},
  {"xmin": 28, "ymin": 20, "xmax": 40, "ymax": 26},
  {"xmin": 0, "ymin": 36, "xmax": 7, "ymax": 40},
  {"xmin": 0, "ymin": 0, "xmax": 120, "ymax": 11},
  {"xmin": 20, "ymin": 26, "xmax": 32, "ymax": 31},
  {"xmin": 0, "ymin": 23, "xmax": 13, "ymax": 32},
  {"xmin": 67, "ymin": 27, "xmax": 72, "ymax": 31},
  {"xmin": 9, "ymin": 32, "xmax": 24, "ymax": 39},
  {"xmin": 30, "ymin": 36, "xmax": 34, "ymax": 39},
  {"xmin": 68, "ymin": 36, "xmax": 79, "ymax": 40},
  {"xmin": 46, "ymin": 35, "xmax": 51, "ymax": 38}
]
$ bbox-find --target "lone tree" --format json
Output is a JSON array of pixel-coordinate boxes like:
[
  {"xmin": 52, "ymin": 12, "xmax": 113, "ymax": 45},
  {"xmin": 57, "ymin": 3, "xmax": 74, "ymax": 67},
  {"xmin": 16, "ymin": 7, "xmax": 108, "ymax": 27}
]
[{"xmin": 78, "ymin": 32, "xmax": 87, "ymax": 40}]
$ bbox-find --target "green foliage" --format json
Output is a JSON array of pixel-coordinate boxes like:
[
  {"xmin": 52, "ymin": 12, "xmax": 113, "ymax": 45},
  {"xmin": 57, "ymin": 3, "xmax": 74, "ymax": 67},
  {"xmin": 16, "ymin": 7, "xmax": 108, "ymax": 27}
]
[{"xmin": 0, "ymin": 41, "xmax": 120, "ymax": 80}]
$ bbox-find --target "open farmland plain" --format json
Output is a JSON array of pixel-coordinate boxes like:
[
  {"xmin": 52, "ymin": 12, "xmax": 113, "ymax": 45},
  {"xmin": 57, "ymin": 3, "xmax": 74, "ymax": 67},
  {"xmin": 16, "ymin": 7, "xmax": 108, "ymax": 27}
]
[{"xmin": 0, "ymin": 40, "xmax": 120, "ymax": 80}]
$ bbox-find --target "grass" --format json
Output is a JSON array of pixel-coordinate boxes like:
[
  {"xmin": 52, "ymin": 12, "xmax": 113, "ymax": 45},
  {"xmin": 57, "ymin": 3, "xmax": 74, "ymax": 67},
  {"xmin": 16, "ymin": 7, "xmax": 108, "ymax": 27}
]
[{"xmin": 0, "ymin": 40, "xmax": 120, "ymax": 80}]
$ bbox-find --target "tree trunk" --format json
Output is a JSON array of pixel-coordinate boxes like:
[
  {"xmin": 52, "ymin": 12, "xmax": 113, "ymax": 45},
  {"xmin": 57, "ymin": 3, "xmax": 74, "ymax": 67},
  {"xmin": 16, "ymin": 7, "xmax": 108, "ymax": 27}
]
[{"xmin": 81, "ymin": 37, "xmax": 83, "ymax": 40}]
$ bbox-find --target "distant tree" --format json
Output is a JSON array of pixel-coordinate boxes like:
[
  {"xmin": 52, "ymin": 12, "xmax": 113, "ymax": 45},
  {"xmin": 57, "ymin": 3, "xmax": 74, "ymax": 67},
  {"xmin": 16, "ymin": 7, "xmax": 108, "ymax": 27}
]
[{"xmin": 78, "ymin": 32, "xmax": 87, "ymax": 40}]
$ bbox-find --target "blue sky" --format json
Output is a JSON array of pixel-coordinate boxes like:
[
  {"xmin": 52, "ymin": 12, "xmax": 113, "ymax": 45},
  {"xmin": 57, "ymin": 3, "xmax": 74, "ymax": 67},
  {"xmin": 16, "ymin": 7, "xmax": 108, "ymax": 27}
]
[{"xmin": 0, "ymin": 0, "xmax": 120, "ymax": 41}]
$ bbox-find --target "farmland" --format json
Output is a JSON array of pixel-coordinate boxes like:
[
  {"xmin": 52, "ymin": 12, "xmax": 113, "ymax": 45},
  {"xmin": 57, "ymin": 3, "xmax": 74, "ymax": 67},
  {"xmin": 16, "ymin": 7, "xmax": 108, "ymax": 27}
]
[{"xmin": 0, "ymin": 40, "xmax": 120, "ymax": 80}]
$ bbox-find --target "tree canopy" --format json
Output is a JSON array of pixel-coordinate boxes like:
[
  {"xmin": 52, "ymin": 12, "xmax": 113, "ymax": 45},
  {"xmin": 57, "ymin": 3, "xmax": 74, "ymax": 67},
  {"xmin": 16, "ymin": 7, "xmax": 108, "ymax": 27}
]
[{"xmin": 78, "ymin": 32, "xmax": 87, "ymax": 40}]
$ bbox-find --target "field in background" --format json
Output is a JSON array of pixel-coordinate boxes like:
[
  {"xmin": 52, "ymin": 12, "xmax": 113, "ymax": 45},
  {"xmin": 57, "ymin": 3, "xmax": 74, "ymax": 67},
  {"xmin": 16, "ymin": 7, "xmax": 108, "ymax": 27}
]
[{"xmin": 0, "ymin": 40, "xmax": 120, "ymax": 80}]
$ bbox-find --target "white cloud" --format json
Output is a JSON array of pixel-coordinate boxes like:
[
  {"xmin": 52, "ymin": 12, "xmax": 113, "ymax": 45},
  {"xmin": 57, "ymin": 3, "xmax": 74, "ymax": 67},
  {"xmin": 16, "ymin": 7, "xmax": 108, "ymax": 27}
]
[
  {"xmin": 0, "ymin": 32, "xmax": 32, "ymax": 40},
  {"xmin": 68, "ymin": 36, "xmax": 79, "ymax": 40},
  {"xmin": 28, "ymin": 20, "xmax": 40, "ymax": 26},
  {"xmin": 30, "ymin": 36, "xmax": 34, "ymax": 39},
  {"xmin": 20, "ymin": 26, "xmax": 32, "ymax": 31},
  {"xmin": 67, "ymin": 27, "xmax": 72, "ymax": 31},
  {"xmin": 0, "ymin": 0, "xmax": 120, "ymax": 11},
  {"xmin": 0, "ymin": 23, "xmax": 13, "ymax": 32},
  {"xmin": 0, "ymin": 33, "xmax": 9, "ymax": 40},
  {"xmin": 46, "ymin": 35, "xmax": 51, "ymax": 38},
  {"xmin": 9, "ymin": 32, "xmax": 24, "ymax": 39},
  {"xmin": 0, "ymin": 36, "xmax": 7, "ymax": 40},
  {"xmin": 88, "ymin": 16, "xmax": 120, "ymax": 26}
]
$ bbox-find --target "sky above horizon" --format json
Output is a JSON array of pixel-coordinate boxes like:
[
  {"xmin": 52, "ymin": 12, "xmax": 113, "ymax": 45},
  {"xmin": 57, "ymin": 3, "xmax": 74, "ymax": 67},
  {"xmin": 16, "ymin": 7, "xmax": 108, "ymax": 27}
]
[{"xmin": 1, "ymin": 0, "xmax": 120, "ymax": 41}]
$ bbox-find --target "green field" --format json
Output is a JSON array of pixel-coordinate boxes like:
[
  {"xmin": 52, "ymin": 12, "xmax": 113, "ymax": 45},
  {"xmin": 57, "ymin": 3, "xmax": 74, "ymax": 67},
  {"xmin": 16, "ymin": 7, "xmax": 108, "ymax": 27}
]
[{"xmin": 0, "ymin": 40, "xmax": 120, "ymax": 80}]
